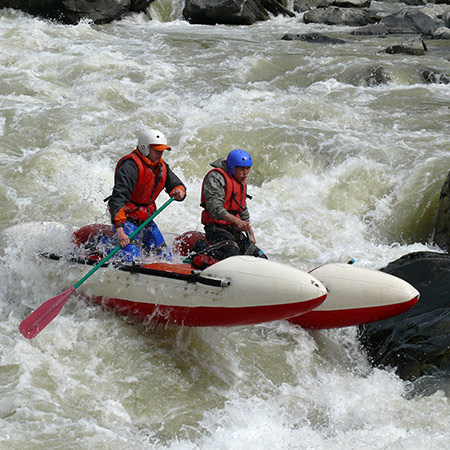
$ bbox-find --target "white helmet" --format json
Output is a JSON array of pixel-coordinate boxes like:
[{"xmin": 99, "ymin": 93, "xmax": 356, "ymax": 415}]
[{"xmin": 137, "ymin": 129, "xmax": 171, "ymax": 156}]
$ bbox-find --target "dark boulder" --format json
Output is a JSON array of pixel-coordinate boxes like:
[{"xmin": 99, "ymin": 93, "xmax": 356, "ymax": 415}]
[
  {"xmin": 0, "ymin": 0, "xmax": 153, "ymax": 24},
  {"xmin": 359, "ymin": 251, "xmax": 450, "ymax": 382},
  {"xmin": 262, "ymin": 0, "xmax": 295, "ymax": 18},
  {"xmin": 294, "ymin": 0, "xmax": 371, "ymax": 12},
  {"xmin": 182, "ymin": 0, "xmax": 293, "ymax": 25},
  {"xmin": 434, "ymin": 171, "xmax": 450, "ymax": 251},
  {"xmin": 182, "ymin": 0, "xmax": 267, "ymax": 25},
  {"xmin": 281, "ymin": 32, "xmax": 347, "ymax": 44}
]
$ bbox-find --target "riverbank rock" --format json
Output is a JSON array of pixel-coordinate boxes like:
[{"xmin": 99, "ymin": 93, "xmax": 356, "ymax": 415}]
[
  {"xmin": 182, "ymin": 0, "xmax": 294, "ymax": 25},
  {"xmin": 434, "ymin": 170, "xmax": 450, "ymax": 251},
  {"xmin": 359, "ymin": 251, "xmax": 450, "ymax": 381},
  {"xmin": 0, "ymin": 0, "xmax": 153, "ymax": 24}
]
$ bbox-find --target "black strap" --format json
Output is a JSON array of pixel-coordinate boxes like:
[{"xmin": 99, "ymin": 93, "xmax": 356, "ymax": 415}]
[{"xmin": 42, "ymin": 253, "xmax": 227, "ymax": 288}]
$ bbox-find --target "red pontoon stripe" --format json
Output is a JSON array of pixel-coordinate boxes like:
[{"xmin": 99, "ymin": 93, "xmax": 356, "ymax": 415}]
[
  {"xmin": 90, "ymin": 293, "xmax": 327, "ymax": 327},
  {"xmin": 288, "ymin": 295, "xmax": 419, "ymax": 329}
]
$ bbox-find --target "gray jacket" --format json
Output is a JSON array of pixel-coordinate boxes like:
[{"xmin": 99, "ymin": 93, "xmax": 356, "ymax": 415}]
[{"xmin": 202, "ymin": 158, "xmax": 250, "ymax": 222}]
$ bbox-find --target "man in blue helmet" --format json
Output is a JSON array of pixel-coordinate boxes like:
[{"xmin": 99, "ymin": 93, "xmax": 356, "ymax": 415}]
[{"xmin": 197, "ymin": 149, "xmax": 266, "ymax": 264}]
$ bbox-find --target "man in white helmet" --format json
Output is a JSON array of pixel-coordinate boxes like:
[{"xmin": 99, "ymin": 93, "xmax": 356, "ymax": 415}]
[{"xmin": 106, "ymin": 129, "xmax": 186, "ymax": 262}]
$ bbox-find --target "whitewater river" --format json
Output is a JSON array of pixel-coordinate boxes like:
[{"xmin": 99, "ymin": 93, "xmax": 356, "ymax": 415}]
[{"xmin": 1, "ymin": 1, "xmax": 449, "ymax": 448}]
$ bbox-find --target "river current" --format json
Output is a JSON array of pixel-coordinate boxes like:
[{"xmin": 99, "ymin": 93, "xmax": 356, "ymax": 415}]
[{"xmin": 0, "ymin": 2, "xmax": 449, "ymax": 449}]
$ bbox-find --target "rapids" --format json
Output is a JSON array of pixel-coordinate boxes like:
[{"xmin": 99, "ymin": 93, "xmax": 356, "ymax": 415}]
[{"xmin": 0, "ymin": 1, "xmax": 449, "ymax": 448}]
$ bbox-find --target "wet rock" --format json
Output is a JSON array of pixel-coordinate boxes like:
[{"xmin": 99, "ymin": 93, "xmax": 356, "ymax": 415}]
[
  {"xmin": 432, "ymin": 26, "xmax": 450, "ymax": 39},
  {"xmin": 379, "ymin": 9, "xmax": 444, "ymax": 36},
  {"xmin": 359, "ymin": 251, "xmax": 450, "ymax": 381},
  {"xmin": 442, "ymin": 12, "xmax": 450, "ymax": 26},
  {"xmin": 434, "ymin": 170, "xmax": 450, "ymax": 251},
  {"xmin": 382, "ymin": 35, "xmax": 427, "ymax": 56},
  {"xmin": 423, "ymin": 4, "xmax": 450, "ymax": 37},
  {"xmin": 262, "ymin": 0, "xmax": 295, "ymax": 17},
  {"xmin": 0, "ymin": 0, "xmax": 153, "ymax": 24},
  {"xmin": 363, "ymin": 66, "xmax": 392, "ymax": 86},
  {"xmin": 353, "ymin": 7, "xmax": 450, "ymax": 37},
  {"xmin": 339, "ymin": 64, "xmax": 392, "ymax": 86},
  {"xmin": 303, "ymin": 6, "xmax": 379, "ymax": 26},
  {"xmin": 421, "ymin": 4, "xmax": 450, "ymax": 24},
  {"xmin": 182, "ymin": 0, "xmax": 266, "ymax": 25},
  {"xmin": 422, "ymin": 69, "xmax": 450, "ymax": 84},
  {"xmin": 294, "ymin": 0, "xmax": 370, "ymax": 12},
  {"xmin": 352, "ymin": 23, "xmax": 388, "ymax": 35},
  {"xmin": 404, "ymin": 0, "xmax": 427, "ymax": 5},
  {"xmin": 281, "ymin": 32, "xmax": 347, "ymax": 44},
  {"xmin": 182, "ymin": 0, "xmax": 293, "ymax": 25}
]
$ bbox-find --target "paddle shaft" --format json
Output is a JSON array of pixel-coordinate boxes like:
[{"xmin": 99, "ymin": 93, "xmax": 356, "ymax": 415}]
[
  {"xmin": 74, "ymin": 196, "xmax": 175, "ymax": 289},
  {"xmin": 19, "ymin": 197, "xmax": 175, "ymax": 339}
]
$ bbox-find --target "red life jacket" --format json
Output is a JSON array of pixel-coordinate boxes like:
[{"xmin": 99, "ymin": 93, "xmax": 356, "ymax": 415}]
[
  {"xmin": 201, "ymin": 167, "xmax": 247, "ymax": 226},
  {"xmin": 116, "ymin": 150, "xmax": 167, "ymax": 223}
]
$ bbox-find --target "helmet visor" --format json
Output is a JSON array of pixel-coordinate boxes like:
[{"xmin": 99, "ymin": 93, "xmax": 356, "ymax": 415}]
[{"xmin": 151, "ymin": 144, "xmax": 171, "ymax": 151}]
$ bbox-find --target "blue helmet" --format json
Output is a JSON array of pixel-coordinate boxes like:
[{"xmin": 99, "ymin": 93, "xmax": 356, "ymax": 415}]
[{"xmin": 226, "ymin": 149, "xmax": 253, "ymax": 176}]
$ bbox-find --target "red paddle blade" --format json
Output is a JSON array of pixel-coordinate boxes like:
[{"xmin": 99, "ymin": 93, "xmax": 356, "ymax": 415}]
[{"xmin": 19, "ymin": 287, "xmax": 75, "ymax": 339}]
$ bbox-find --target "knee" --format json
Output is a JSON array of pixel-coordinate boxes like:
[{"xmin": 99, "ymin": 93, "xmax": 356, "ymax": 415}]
[{"xmin": 120, "ymin": 244, "xmax": 140, "ymax": 263}]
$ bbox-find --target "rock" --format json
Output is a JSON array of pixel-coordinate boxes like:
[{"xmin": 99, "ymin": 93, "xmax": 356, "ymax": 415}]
[
  {"xmin": 434, "ymin": 171, "xmax": 450, "ymax": 251},
  {"xmin": 294, "ymin": 0, "xmax": 370, "ymax": 12},
  {"xmin": 432, "ymin": 26, "xmax": 450, "ymax": 39},
  {"xmin": 363, "ymin": 66, "xmax": 392, "ymax": 86},
  {"xmin": 262, "ymin": 0, "xmax": 295, "ymax": 18},
  {"xmin": 359, "ymin": 251, "xmax": 450, "ymax": 381},
  {"xmin": 183, "ymin": 0, "xmax": 267, "ymax": 25},
  {"xmin": 420, "ymin": 4, "xmax": 450, "ymax": 23},
  {"xmin": 422, "ymin": 69, "xmax": 450, "ymax": 84},
  {"xmin": 303, "ymin": 6, "xmax": 379, "ymax": 26},
  {"xmin": 182, "ymin": 0, "xmax": 293, "ymax": 25},
  {"xmin": 352, "ymin": 23, "xmax": 388, "ymax": 35},
  {"xmin": 404, "ymin": 0, "xmax": 427, "ymax": 6},
  {"xmin": 0, "ymin": 0, "xmax": 153, "ymax": 24},
  {"xmin": 379, "ymin": 9, "xmax": 444, "ymax": 36},
  {"xmin": 382, "ymin": 35, "xmax": 428, "ymax": 55},
  {"xmin": 353, "ymin": 6, "xmax": 450, "ymax": 37},
  {"xmin": 338, "ymin": 64, "xmax": 392, "ymax": 86},
  {"xmin": 281, "ymin": 32, "xmax": 347, "ymax": 44},
  {"xmin": 442, "ymin": 11, "xmax": 450, "ymax": 27},
  {"xmin": 333, "ymin": 0, "xmax": 371, "ymax": 7}
]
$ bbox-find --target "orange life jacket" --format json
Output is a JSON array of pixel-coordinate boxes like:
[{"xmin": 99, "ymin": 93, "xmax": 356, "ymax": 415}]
[
  {"xmin": 201, "ymin": 167, "xmax": 247, "ymax": 226},
  {"xmin": 116, "ymin": 150, "xmax": 167, "ymax": 223}
]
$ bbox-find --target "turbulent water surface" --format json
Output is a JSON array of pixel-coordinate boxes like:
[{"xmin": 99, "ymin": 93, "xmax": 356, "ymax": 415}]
[{"xmin": 0, "ymin": 2, "xmax": 449, "ymax": 449}]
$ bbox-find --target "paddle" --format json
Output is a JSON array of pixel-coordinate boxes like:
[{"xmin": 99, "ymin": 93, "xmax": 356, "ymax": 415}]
[{"xmin": 19, "ymin": 197, "xmax": 175, "ymax": 339}]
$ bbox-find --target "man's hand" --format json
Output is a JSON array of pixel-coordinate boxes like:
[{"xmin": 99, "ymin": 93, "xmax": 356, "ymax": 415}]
[
  {"xmin": 116, "ymin": 226, "xmax": 130, "ymax": 248},
  {"xmin": 224, "ymin": 213, "xmax": 251, "ymax": 232},
  {"xmin": 170, "ymin": 188, "xmax": 186, "ymax": 201}
]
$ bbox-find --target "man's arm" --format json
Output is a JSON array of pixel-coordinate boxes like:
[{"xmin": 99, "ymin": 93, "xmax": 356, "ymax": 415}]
[{"xmin": 108, "ymin": 160, "xmax": 138, "ymax": 226}]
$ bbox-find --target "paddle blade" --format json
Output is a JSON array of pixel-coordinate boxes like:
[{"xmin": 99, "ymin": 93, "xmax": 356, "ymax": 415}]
[{"xmin": 19, "ymin": 287, "xmax": 75, "ymax": 339}]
